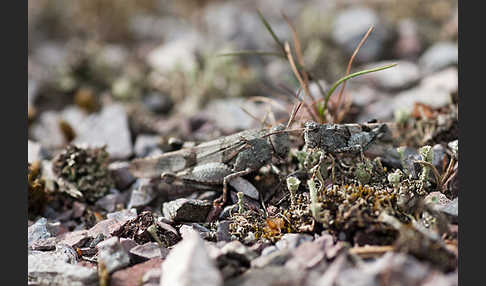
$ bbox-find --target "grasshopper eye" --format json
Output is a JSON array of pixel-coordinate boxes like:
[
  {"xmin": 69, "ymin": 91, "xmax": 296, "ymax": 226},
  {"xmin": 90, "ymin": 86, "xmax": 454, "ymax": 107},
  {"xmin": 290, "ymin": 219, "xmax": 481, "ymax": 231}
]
[{"xmin": 304, "ymin": 121, "xmax": 319, "ymax": 131}]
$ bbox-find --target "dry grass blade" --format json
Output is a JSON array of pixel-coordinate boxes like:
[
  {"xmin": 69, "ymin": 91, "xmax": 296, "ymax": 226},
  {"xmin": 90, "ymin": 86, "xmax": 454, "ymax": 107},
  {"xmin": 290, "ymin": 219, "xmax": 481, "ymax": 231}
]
[
  {"xmin": 284, "ymin": 41, "xmax": 319, "ymax": 122},
  {"xmin": 287, "ymin": 102, "xmax": 303, "ymax": 128},
  {"xmin": 282, "ymin": 13, "xmax": 313, "ymax": 102},
  {"xmin": 335, "ymin": 26, "xmax": 374, "ymax": 117}
]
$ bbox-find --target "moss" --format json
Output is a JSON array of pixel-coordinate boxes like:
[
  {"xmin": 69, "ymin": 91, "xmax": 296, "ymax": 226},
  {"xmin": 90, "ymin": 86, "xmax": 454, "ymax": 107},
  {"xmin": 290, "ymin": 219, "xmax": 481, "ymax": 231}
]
[
  {"xmin": 52, "ymin": 145, "xmax": 114, "ymax": 203},
  {"xmin": 28, "ymin": 161, "xmax": 48, "ymax": 220}
]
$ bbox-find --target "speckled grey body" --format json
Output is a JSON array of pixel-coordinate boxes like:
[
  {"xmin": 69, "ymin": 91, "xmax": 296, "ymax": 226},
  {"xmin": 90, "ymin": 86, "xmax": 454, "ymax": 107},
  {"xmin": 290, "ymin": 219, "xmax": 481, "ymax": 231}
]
[{"xmin": 303, "ymin": 121, "xmax": 389, "ymax": 154}]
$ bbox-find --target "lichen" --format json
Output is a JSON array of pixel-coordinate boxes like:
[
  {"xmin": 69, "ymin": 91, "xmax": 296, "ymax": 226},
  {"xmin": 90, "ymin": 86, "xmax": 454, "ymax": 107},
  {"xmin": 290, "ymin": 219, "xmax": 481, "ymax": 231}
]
[{"xmin": 52, "ymin": 145, "xmax": 114, "ymax": 203}]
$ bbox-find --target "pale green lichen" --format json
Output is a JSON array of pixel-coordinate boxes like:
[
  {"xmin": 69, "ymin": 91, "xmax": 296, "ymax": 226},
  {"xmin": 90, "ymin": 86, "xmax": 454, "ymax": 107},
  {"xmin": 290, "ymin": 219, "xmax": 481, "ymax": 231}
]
[
  {"xmin": 388, "ymin": 169, "xmax": 404, "ymax": 188},
  {"xmin": 286, "ymin": 176, "xmax": 301, "ymax": 206},
  {"xmin": 237, "ymin": 192, "xmax": 245, "ymax": 214}
]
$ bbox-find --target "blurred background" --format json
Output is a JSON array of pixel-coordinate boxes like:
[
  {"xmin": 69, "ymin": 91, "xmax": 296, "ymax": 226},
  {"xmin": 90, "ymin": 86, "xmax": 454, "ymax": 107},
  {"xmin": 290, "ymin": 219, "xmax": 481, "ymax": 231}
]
[{"xmin": 28, "ymin": 0, "xmax": 458, "ymax": 160}]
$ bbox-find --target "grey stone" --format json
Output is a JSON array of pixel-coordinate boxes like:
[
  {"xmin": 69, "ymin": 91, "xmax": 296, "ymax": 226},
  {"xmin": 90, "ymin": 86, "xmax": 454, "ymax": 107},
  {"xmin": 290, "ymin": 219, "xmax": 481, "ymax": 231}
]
[
  {"xmin": 220, "ymin": 240, "xmax": 258, "ymax": 261},
  {"xmin": 128, "ymin": 178, "xmax": 158, "ymax": 209},
  {"xmin": 332, "ymin": 7, "xmax": 389, "ymax": 62},
  {"xmin": 312, "ymin": 253, "xmax": 354, "ymax": 286},
  {"xmin": 361, "ymin": 67, "xmax": 457, "ymax": 120},
  {"xmin": 432, "ymin": 144, "xmax": 447, "ymax": 172},
  {"xmin": 161, "ymin": 229, "xmax": 223, "ymax": 286},
  {"xmin": 109, "ymin": 161, "xmax": 136, "ymax": 190},
  {"xmin": 107, "ymin": 208, "xmax": 138, "ymax": 222},
  {"xmin": 179, "ymin": 223, "xmax": 211, "ymax": 240},
  {"xmin": 147, "ymin": 33, "xmax": 202, "ymax": 74},
  {"xmin": 130, "ymin": 242, "xmax": 169, "ymax": 260},
  {"xmin": 144, "ymin": 92, "xmax": 173, "ymax": 114},
  {"xmin": 420, "ymin": 42, "xmax": 458, "ymax": 74},
  {"xmin": 275, "ymin": 233, "xmax": 313, "ymax": 251},
  {"xmin": 225, "ymin": 266, "xmax": 306, "ymax": 286},
  {"xmin": 438, "ymin": 198, "xmax": 458, "ymax": 223},
  {"xmin": 338, "ymin": 252, "xmax": 431, "ymax": 286},
  {"xmin": 95, "ymin": 189, "xmax": 121, "ymax": 212},
  {"xmin": 228, "ymin": 177, "xmax": 259, "ymax": 200},
  {"xmin": 251, "ymin": 248, "xmax": 292, "ymax": 268},
  {"xmin": 97, "ymin": 236, "xmax": 131, "ymax": 273},
  {"xmin": 30, "ymin": 111, "xmax": 69, "ymax": 149},
  {"xmin": 216, "ymin": 220, "xmax": 232, "ymax": 242},
  {"xmin": 142, "ymin": 268, "xmax": 162, "ymax": 286},
  {"xmin": 163, "ymin": 198, "xmax": 213, "ymax": 222},
  {"xmin": 134, "ymin": 135, "xmax": 163, "ymax": 158},
  {"xmin": 28, "ymin": 217, "xmax": 53, "ymax": 247},
  {"xmin": 71, "ymin": 104, "xmax": 133, "ymax": 160},
  {"xmin": 360, "ymin": 61, "xmax": 420, "ymax": 90},
  {"xmin": 28, "ymin": 245, "xmax": 98, "ymax": 286}
]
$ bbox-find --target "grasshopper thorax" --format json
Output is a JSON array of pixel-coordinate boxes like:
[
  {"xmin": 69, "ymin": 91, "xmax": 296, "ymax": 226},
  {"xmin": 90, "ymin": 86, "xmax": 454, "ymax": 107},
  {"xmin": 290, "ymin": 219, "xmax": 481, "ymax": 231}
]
[{"xmin": 268, "ymin": 124, "xmax": 291, "ymax": 159}]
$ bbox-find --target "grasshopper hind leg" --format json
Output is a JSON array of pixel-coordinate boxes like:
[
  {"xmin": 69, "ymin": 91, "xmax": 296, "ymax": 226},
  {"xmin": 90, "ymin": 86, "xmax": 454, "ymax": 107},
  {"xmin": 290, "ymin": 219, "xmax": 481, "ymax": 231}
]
[{"xmin": 214, "ymin": 168, "xmax": 253, "ymax": 207}]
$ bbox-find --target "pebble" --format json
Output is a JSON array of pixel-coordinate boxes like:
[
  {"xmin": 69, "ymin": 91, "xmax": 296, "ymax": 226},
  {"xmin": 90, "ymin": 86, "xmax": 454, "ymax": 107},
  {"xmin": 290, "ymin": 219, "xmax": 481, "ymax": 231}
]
[
  {"xmin": 161, "ymin": 229, "xmax": 223, "ymax": 286},
  {"xmin": 419, "ymin": 42, "xmax": 458, "ymax": 74},
  {"xmin": 163, "ymin": 198, "xmax": 213, "ymax": 222},
  {"xmin": 96, "ymin": 236, "xmax": 131, "ymax": 273},
  {"xmin": 332, "ymin": 7, "xmax": 389, "ymax": 62},
  {"xmin": 28, "ymin": 245, "xmax": 98, "ymax": 286}
]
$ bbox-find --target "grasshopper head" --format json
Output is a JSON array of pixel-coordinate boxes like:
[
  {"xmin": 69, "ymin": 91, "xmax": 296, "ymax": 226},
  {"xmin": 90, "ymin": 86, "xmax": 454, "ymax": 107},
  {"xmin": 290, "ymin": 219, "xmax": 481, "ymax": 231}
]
[
  {"xmin": 268, "ymin": 124, "xmax": 290, "ymax": 159},
  {"xmin": 303, "ymin": 121, "xmax": 321, "ymax": 149}
]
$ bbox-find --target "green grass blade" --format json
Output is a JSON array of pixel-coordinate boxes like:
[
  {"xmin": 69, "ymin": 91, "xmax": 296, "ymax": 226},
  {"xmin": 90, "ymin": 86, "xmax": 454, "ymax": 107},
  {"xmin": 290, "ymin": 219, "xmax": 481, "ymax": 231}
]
[
  {"xmin": 257, "ymin": 10, "xmax": 286, "ymax": 56},
  {"xmin": 322, "ymin": 63, "xmax": 397, "ymax": 113}
]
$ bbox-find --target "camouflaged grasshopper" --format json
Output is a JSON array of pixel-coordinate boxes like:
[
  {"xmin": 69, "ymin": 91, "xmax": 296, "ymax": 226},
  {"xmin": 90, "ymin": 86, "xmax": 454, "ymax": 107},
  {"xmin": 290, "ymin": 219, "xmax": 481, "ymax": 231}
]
[
  {"xmin": 303, "ymin": 121, "xmax": 392, "ymax": 156},
  {"xmin": 129, "ymin": 124, "xmax": 291, "ymax": 206}
]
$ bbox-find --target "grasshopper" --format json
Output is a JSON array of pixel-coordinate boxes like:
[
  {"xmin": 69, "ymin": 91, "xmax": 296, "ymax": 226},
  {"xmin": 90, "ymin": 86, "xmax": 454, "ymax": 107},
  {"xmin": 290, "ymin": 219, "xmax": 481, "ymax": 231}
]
[
  {"xmin": 303, "ymin": 121, "xmax": 392, "ymax": 155},
  {"xmin": 129, "ymin": 124, "xmax": 291, "ymax": 206}
]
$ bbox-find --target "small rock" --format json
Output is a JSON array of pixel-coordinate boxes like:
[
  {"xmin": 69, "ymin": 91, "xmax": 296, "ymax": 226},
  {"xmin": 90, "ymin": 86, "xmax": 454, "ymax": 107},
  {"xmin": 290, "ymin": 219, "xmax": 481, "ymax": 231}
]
[
  {"xmin": 130, "ymin": 242, "xmax": 169, "ymax": 261},
  {"xmin": 147, "ymin": 34, "xmax": 201, "ymax": 73},
  {"xmin": 332, "ymin": 7, "xmax": 389, "ymax": 62},
  {"xmin": 109, "ymin": 161, "xmax": 136, "ymax": 190},
  {"xmin": 202, "ymin": 98, "xmax": 267, "ymax": 131},
  {"xmin": 312, "ymin": 253, "xmax": 355, "ymax": 286},
  {"xmin": 95, "ymin": 189, "xmax": 121, "ymax": 212},
  {"xmin": 229, "ymin": 177, "xmax": 259, "ymax": 200},
  {"xmin": 142, "ymin": 267, "xmax": 162, "ymax": 286},
  {"xmin": 71, "ymin": 201, "xmax": 86, "ymax": 219},
  {"xmin": 284, "ymin": 240, "xmax": 327, "ymax": 270},
  {"xmin": 28, "ymin": 217, "xmax": 53, "ymax": 247},
  {"xmin": 107, "ymin": 208, "xmax": 138, "ymax": 222},
  {"xmin": 336, "ymin": 252, "xmax": 431, "ymax": 286},
  {"xmin": 275, "ymin": 233, "xmax": 313, "ymax": 251},
  {"xmin": 111, "ymin": 258, "xmax": 163, "ymax": 286},
  {"xmin": 180, "ymin": 224, "xmax": 212, "ymax": 240},
  {"xmin": 420, "ymin": 42, "xmax": 458, "ymax": 74},
  {"xmin": 57, "ymin": 230, "xmax": 90, "ymax": 248},
  {"xmin": 438, "ymin": 198, "xmax": 458, "ymax": 223},
  {"xmin": 161, "ymin": 229, "xmax": 223, "ymax": 286},
  {"xmin": 251, "ymin": 248, "xmax": 292, "ymax": 268},
  {"xmin": 215, "ymin": 241, "xmax": 257, "ymax": 279},
  {"xmin": 120, "ymin": 238, "xmax": 138, "ymax": 253},
  {"xmin": 393, "ymin": 19, "xmax": 422, "ymax": 59},
  {"xmin": 28, "ymin": 246, "xmax": 98, "ymax": 286},
  {"xmin": 127, "ymin": 178, "xmax": 158, "ymax": 209},
  {"xmin": 216, "ymin": 220, "xmax": 232, "ymax": 242},
  {"xmin": 225, "ymin": 266, "xmax": 306, "ymax": 286},
  {"xmin": 134, "ymin": 135, "xmax": 163, "ymax": 158},
  {"xmin": 360, "ymin": 61, "xmax": 420, "ymax": 91},
  {"xmin": 143, "ymin": 92, "xmax": 173, "ymax": 114},
  {"xmin": 28, "ymin": 140, "xmax": 43, "ymax": 164},
  {"xmin": 163, "ymin": 198, "xmax": 213, "ymax": 222},
  {"xmin": 261, "ymin": 245, "xmax": 278, "ymax": 256},
  {"xmin": 97, "ymin": 236, "xmax": 131, "ymax": 273},
  {"xmin": 71, "ymin": 104, "xmax": 133, "ymax": 160}
]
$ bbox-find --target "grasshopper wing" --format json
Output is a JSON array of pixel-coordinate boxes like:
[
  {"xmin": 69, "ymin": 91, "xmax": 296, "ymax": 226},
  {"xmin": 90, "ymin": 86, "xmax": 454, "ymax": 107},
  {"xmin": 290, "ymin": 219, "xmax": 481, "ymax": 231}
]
[{"xmin": 129, "ymin": 128, "xmax": 269, "ymax": 178}]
